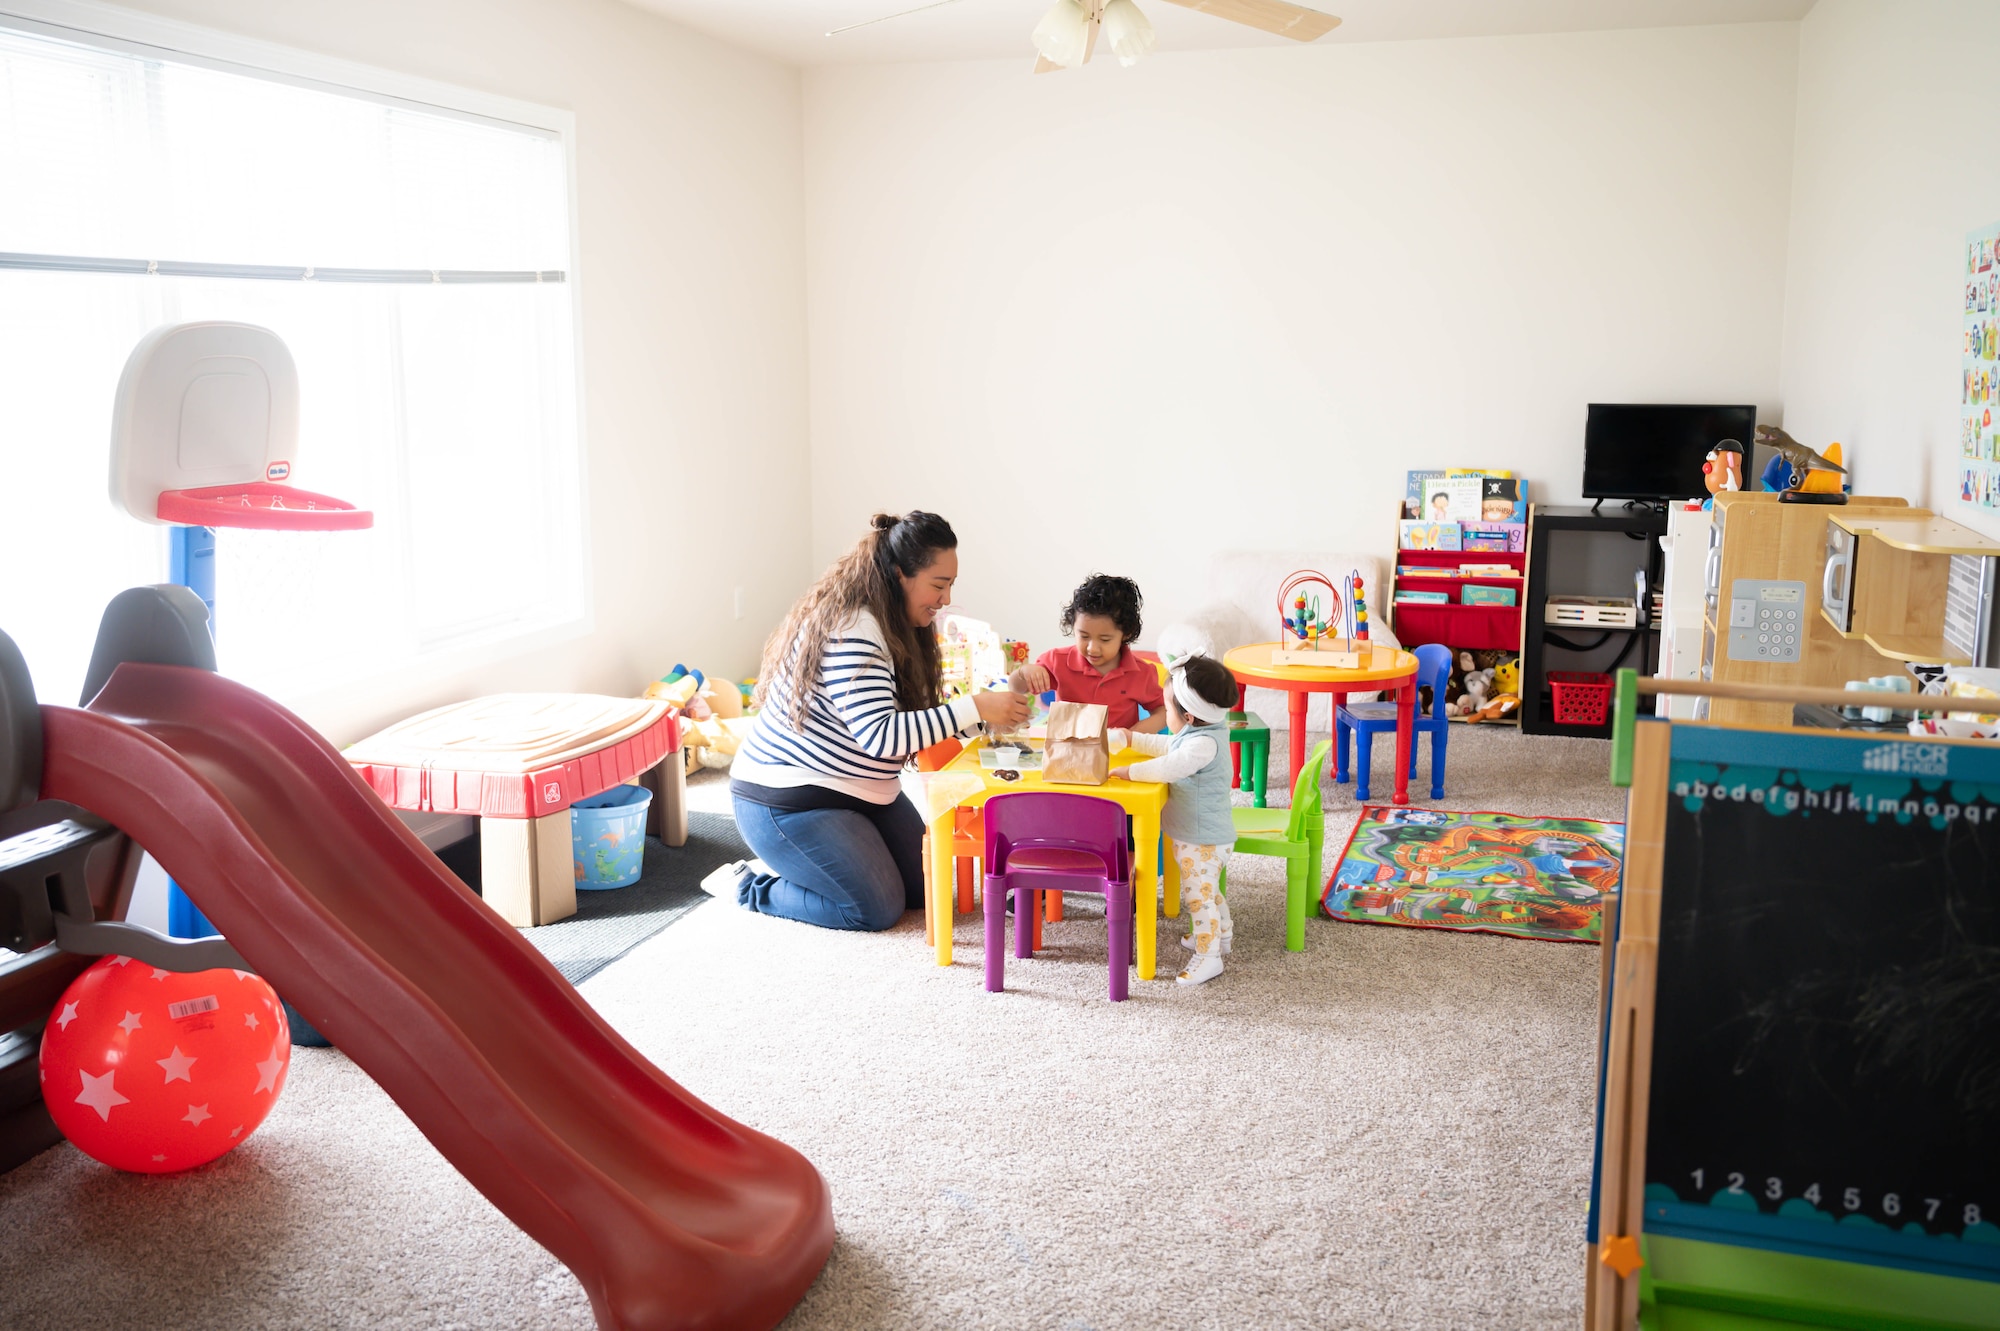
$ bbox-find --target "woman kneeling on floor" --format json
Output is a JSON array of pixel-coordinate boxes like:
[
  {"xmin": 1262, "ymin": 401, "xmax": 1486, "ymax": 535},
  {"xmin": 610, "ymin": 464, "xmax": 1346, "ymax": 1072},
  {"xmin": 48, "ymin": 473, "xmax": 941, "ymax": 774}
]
[{"xmin": 704, "ymin": 510, "xmax": 1033, "ymax": 930}]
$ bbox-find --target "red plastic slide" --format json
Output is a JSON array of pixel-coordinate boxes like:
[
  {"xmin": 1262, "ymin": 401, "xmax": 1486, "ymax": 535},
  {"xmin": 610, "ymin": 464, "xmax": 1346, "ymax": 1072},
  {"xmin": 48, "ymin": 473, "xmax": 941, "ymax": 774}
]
[{"xmin": 38, "ymin": 663, "xmax": 833, "ymax": 1331}]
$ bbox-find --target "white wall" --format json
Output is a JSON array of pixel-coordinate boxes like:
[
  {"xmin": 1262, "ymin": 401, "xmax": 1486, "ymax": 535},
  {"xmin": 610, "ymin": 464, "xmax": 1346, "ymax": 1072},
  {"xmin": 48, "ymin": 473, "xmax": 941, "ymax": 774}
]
[
  {"xmin": 84, "ymin": 0, "xmax": 810, "ymax": 745},
  {"xmin": 802, "ymin": 24, "xmax": 1800, "ymax": 648},
  {"xmin": 1779, "ymin": 0, "xmax": 2000, "ymax": 526}
]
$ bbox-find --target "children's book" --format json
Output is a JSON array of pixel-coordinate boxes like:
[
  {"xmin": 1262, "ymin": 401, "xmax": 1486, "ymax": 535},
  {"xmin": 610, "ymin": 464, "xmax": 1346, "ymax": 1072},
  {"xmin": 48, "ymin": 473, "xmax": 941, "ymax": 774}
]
[
  {"xmin": 1458, "ymin": 562, "xmax": 1517, "ymax": 577},
  {"xmin": 1394, "ymin": 590, "xmax": 1452, "ymax": 604},
  {"xmin": 1397, "ymin": 565, "xmax": 1461, "ymax": 578},
  {"xmin": 1460, "ymin": 522, "xmax": 1525, "ymax": 553},
  {"xmin": 1442, "ymin": 469, "xmax": 1530, "ymax": 522},
  {"xmin": 1400, "ymin": 521, "xmax": 1462, "ymax": 551},
  {"xmin": 1420, "ymin": 476, "xmax": 1484, "ymax": 523},
  {"xmin": 1462, "ymin": 584, "xmax": 1518, "ymax": 607},
  {"xmin": 1478, "ymin": 476, "xmax": 1528, "ymax": 523},
  {"xmin": 1403, "ymin": 469, "xmax": 1446, "ymax": 520}
]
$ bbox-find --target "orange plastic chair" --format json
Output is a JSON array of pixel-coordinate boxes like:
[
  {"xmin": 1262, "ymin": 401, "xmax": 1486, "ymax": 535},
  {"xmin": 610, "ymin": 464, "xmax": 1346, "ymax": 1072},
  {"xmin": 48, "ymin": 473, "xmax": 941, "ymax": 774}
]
[{"xmin": 917, "ymin": 739, "xmax": 981, "ymax": 946}]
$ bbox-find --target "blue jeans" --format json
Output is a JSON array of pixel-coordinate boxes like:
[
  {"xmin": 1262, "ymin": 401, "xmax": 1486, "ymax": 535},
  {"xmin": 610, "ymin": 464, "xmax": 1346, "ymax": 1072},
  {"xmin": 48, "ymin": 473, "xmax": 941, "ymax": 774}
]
[{"xmin": 730, "ymin": 792, "xmax": 927, "ymax": 931}]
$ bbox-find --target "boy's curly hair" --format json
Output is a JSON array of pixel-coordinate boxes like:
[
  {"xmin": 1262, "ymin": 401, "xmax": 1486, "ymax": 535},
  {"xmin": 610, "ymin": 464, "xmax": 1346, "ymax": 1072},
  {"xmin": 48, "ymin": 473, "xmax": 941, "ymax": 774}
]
[{"xmin": 1059, "ymin": 574, "xmax": 1143, "ymax": 642}]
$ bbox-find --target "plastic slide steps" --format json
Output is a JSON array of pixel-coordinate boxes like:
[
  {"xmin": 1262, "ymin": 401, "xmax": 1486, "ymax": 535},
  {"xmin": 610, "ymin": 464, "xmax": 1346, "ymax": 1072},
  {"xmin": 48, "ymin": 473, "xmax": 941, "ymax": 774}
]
[{"xmin": 37, "ymin": 663, "xmax": 832, "ymax": 1331}]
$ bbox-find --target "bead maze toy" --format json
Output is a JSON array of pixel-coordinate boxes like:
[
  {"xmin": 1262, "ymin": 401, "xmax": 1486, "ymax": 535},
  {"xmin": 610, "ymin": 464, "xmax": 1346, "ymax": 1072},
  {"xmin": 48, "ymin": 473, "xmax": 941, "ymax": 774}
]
[
  {"xmin": 108, "ymin": 321, "xmax": 374, "ymax": 940},
  {"xmin": 1274, "ymin": 568, "xmax": 1370, "ymax": 668}
]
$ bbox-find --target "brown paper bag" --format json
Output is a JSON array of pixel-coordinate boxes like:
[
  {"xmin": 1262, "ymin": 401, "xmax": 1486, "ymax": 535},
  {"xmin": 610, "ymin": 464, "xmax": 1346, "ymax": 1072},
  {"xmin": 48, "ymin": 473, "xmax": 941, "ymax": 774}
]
[{"xmin": 1042, "ymin": 700, "xmax": 1111, "ymax": 785}]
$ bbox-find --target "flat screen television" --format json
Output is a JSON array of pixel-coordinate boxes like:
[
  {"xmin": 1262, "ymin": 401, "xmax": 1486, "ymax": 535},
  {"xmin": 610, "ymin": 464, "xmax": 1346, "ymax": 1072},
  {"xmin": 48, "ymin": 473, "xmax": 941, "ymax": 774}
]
[{"xmin": 1583, "ymin": 403, "xmax": 1756, "ymax": 502}]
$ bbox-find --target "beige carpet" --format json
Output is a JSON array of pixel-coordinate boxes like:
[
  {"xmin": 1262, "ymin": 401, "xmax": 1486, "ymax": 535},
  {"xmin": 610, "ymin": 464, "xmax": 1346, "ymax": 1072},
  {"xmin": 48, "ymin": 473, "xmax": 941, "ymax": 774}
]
[{"xmin": 0, "ymin": 725, "xmax": 1625, "ymax": 1330}]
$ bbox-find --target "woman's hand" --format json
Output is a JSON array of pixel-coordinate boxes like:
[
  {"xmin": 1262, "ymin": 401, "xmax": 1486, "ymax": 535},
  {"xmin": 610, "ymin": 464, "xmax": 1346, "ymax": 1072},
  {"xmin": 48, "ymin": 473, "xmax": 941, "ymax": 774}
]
[
  {"xmin": 974, "ymin": 689, "xmax": 1034, "ymax": 730},
  {"xmin": 1009, "ymin": 664, "xmax": 1052, "ymax": 694}
]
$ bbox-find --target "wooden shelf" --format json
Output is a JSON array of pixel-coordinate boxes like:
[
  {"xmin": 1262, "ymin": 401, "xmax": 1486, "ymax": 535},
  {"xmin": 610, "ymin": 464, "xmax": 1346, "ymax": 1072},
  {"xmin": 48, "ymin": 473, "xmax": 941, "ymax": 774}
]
[
  {"xmin": 1861, "ymin": 632, "xmax": 1971, "ymax": 666},
  {"xmin": 1826, "ymin": 511, "xmax": 2000, "ymax": 556},
  {"xmin": 1544, "ymin": 622, "xmax": 1653, "ymax": 636},
  {"xmin": 1819, "ymin": 606, "xmax": 1862, "ymax": 640}
]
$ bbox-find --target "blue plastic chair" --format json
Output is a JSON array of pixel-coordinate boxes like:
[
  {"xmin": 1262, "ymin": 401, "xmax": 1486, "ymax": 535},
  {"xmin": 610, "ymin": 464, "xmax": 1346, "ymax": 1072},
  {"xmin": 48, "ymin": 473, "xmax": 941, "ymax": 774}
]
[{"xmin": 1334, "ymin": 643, "xmax": 1452, "ymax": 801}]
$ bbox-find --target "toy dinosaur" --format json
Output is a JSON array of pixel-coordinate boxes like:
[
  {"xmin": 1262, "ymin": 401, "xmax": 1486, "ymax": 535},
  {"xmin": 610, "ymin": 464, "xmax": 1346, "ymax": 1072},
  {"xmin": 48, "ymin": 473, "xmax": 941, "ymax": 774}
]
[{"xmin": 1755, "ymin": 423, "xmax": 1847, "ymax": 475}]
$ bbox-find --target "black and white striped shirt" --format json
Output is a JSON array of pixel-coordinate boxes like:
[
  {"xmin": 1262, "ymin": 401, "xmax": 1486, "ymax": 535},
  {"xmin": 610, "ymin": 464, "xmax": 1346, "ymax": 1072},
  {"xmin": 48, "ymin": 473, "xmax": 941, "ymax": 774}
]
[{"xmin": 734, "ymin": 610, "xmax": 980, "ymax": 804}]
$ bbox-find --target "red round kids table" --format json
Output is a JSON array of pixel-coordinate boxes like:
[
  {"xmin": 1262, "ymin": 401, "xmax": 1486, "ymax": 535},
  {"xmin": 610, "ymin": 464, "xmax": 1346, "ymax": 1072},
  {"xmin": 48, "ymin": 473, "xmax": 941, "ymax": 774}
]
[{"xmin": 1221, "ymin": 643, "xmax": 1421, "ymax": 806}]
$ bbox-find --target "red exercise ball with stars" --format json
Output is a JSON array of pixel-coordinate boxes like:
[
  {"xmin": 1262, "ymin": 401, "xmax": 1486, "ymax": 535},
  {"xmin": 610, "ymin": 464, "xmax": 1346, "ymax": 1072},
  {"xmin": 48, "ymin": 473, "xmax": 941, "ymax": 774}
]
[{"xmin": 38, "ymin": 956, "xmax": 291, "ymax": 1174}]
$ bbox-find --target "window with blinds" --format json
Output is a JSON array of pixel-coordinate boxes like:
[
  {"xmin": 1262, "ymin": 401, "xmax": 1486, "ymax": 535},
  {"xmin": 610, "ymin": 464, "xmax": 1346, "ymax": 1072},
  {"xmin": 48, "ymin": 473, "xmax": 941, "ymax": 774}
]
[{"xmin": 0, "ymin": 19, "xmax": 585, "ymax": 705}]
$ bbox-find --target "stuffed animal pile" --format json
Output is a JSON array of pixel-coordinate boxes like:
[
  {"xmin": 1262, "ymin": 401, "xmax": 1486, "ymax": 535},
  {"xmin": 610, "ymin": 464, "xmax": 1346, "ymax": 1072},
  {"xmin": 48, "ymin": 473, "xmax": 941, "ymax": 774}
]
[
  {"xmin": 1443, "ymin": 650, "xmax": 1521, "ymax": 722},
  {"xmin": 644, "ymin": 665, "xmax": 758, "ymax": 770}
]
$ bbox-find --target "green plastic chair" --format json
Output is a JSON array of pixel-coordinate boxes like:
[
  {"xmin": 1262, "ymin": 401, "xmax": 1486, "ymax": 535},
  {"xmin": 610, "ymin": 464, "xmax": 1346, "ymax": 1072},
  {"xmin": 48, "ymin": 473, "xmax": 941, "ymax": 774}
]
[
  {"xmin": 1219, "ymin": 738, "xmax": 1330, "ymax": 952},
  {"xmin": 1228, "ymin": 710, "xmax": 1271, "ymax": 807}
]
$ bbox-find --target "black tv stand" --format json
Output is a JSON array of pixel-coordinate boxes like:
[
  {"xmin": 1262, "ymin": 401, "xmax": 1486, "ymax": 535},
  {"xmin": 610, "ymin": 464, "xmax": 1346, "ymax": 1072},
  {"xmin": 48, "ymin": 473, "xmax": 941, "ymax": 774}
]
[{"xmin": 1520, "ymin": 504, "xmax": 1667, "ymax": 738}]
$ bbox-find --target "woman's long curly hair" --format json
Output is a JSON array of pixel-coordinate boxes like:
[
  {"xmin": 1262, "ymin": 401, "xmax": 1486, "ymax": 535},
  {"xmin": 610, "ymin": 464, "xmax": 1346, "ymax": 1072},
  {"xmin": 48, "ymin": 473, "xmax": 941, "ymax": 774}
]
[{"xmin": 756, "ymin": 511, "xmax": 956, "ymax": 731}]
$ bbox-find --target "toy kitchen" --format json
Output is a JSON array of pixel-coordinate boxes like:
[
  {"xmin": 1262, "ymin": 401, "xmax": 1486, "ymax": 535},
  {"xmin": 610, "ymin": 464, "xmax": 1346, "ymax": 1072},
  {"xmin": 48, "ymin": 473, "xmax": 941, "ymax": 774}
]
[{"xmin": 1653, "ymin": 493, "xmax": 2000, "ymax": 728}]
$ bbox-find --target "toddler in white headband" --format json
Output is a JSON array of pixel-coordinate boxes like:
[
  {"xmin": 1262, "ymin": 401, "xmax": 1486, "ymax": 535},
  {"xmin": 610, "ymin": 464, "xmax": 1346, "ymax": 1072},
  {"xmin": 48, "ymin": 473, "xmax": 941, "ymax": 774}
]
[{"xmin": 1109, "ymin": 650, "xmax": 1239, "ymax": 985}]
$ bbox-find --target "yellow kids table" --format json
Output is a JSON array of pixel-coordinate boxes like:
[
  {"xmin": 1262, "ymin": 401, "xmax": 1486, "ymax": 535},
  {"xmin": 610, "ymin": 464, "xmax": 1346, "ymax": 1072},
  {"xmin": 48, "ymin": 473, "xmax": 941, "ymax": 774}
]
[{"xmin": 922, "ymin": 737, "xmax": 1172, "ymax": 981}]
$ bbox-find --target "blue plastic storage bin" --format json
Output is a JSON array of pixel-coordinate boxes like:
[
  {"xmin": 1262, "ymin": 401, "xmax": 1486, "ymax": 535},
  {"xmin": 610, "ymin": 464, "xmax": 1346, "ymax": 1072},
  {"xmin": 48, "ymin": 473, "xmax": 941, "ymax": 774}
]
[{"xmin": 570, "ymin": 784, "xmax": 653, "ymax": 889}]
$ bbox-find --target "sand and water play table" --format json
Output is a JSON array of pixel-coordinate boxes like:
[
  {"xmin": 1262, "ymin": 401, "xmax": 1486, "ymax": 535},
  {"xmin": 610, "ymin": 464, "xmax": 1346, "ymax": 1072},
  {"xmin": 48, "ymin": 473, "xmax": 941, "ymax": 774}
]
[{"xmin": 345, "ymin": 693, "xmax": 684, "ymax": 927}]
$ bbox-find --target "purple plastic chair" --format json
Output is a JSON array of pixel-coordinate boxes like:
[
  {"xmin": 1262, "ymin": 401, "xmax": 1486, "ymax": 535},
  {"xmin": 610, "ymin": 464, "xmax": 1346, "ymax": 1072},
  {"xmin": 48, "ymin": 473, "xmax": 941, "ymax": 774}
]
[{"xmin": 982, "ymin": 792, "xmax": 1133, "ymax": 1002}]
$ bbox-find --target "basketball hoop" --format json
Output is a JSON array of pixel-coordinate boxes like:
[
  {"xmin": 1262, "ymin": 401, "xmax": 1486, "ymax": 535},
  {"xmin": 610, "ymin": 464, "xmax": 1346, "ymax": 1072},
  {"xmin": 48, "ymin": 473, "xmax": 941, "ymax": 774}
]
[
  {"xmin": 155, "ymin": 480, "xmax": 372, "ymax": 531},
  {"xmin": 110, "ymin": 321, "xmax": 373, "ymax": 531},
  {"xmin": 107, "ymin": 319, "xmax": 373, "ymax": 943}
]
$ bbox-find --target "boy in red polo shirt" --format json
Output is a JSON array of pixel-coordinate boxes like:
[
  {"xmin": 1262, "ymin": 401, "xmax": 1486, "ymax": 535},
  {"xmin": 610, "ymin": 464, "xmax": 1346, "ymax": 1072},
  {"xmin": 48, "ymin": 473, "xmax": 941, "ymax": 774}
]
[{"xmin": 1006, "ymin": 574, "xmax": 1167, "ymax": 732}]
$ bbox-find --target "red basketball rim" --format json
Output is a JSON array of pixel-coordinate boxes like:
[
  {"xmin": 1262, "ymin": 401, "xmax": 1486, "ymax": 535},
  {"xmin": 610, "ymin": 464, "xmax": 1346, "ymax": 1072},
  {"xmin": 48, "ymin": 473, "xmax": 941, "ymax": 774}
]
[{"xmin": 155, "ymin": 482, "xmax": 373, "ymax": 531}]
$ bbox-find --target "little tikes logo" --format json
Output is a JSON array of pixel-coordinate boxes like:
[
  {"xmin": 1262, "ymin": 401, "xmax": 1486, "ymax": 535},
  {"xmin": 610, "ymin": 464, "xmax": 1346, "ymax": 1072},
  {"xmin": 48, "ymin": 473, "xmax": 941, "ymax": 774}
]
[
  {"xmin": 1862, "ymin": 742, "xmax": 1949, "ymax": 776},
  {"xmin": 265, "ymin": 461, "xmax": 291, "ymax": 481}
]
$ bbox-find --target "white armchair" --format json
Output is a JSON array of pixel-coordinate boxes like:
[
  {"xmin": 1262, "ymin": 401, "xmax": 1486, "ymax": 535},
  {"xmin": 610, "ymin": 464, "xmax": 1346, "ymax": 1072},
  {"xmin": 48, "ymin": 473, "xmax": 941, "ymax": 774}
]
[{"xmin": 1176, "ymin": 551, "xmax": 1401, "ymax": 738}]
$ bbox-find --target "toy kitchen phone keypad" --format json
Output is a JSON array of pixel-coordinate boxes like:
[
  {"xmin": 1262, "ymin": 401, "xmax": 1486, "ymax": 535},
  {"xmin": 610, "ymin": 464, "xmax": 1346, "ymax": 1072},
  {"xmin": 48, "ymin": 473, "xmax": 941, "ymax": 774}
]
[{"xmin": 1727, "ymin": 579, "xmax": 1807, "ymax": 663}]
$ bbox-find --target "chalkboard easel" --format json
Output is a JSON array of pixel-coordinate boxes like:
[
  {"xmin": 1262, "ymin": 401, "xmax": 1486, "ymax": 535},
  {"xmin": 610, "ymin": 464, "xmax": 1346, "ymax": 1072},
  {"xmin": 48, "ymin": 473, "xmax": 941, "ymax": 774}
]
[{"xmin": 1591, "ymin": 690, "xmax": 2000, "ymax": 1331}]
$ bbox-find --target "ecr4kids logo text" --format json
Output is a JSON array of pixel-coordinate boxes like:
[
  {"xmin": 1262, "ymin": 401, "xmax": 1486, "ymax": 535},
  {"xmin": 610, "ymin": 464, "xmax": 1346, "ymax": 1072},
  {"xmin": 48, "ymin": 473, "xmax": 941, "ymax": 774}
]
[{"xmin": 1861, "ymin": 742, "xmax": 1950, "ymax": 777}]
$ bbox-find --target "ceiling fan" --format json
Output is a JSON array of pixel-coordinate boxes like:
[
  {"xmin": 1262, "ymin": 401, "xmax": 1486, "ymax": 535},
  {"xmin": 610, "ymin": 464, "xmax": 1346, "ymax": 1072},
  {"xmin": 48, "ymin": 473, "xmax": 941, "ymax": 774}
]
[{"xmin": 829, "ymin": 0, "xmax": 1342, "ymax": 72}]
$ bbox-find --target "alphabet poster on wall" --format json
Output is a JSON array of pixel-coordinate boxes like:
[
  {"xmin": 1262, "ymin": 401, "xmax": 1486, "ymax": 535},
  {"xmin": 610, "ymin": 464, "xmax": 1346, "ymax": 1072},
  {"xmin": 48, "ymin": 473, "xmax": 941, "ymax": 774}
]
[{"xmin": 1961, "ymin": 222, "xmax": 2000, "ymax": 512}]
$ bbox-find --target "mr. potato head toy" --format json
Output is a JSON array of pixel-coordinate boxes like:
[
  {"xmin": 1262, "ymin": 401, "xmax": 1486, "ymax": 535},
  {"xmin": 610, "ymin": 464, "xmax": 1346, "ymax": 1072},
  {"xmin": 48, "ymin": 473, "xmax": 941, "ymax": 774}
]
[{"xmin": 1701, "ymin": 438, "xmax": 1743, "ymax": 510}]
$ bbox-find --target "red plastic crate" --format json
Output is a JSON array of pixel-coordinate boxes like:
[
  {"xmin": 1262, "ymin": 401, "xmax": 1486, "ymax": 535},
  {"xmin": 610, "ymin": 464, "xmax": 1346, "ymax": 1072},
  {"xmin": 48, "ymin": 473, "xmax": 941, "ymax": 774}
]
[{"xmin": 1547, "ymin": 671, "xmax": 1613, "ymax": 727}]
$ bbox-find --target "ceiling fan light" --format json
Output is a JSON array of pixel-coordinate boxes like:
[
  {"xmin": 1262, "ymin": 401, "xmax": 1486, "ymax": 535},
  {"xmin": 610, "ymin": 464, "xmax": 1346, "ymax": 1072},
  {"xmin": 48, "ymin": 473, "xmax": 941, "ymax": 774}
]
[
  {"xmin": 1101, "ymin": 0, "xmax": 1155, "ymax": 67},
  {"xmin": 1032, "ymin": 0, "xmax": 1091, "ymax": 69}
]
